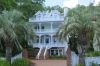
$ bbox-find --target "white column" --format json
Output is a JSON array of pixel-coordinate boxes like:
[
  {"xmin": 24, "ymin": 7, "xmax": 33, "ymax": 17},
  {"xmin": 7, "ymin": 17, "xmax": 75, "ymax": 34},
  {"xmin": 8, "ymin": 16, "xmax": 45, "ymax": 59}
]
[
  {"xmin": 39, "ymin": 23, "xmax": 41, "ymax": 32},
  {"xmin": 51, "ymin": 35, "xmax": 53, "ymax": 44},
  {"xmin": 44, "ymin": 35, "xmax": 45, "ymax": 45},
  {"xmin": 39, "ymin": 36, "xmax": 41, "ymax": 44},
  {"xmin": 51, "ymin": 23, "xmax": 53, "ymax": 32}
]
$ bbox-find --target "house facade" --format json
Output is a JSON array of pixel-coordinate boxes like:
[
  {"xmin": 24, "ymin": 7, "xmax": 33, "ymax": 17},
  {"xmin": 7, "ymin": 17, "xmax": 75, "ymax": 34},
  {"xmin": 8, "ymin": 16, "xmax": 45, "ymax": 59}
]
[{"xmin": 28, "ymin": 7, "xmax": 68, "ymax": 59}]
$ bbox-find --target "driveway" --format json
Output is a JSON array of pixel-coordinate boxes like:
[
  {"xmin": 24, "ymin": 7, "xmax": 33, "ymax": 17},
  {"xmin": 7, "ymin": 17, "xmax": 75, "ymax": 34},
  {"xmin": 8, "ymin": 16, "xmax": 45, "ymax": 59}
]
[{"xmin": 31, "ymin": 60, "xmax": 67, "ymax": 66}]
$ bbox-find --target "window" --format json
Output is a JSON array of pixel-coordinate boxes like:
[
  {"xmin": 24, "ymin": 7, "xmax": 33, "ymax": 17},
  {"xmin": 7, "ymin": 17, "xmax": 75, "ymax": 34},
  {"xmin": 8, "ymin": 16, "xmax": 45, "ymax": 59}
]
[
  {"xmin": 41, "ymin": 26, "xmax": 44, "ymax": 29},
  {"xmin": 59, "ymin": 50, "xmax": 62, "ymax": 56},
  {"xmin": 54, "ymin": 13, "xmax": 57, "ymax": 19},
  {"xmin": 50, "ymin": 49, "xmax": 63, "ymax": 56},
  {"xmin": 45, "ymin": 38, "xmax": 49, "ymax": 43},
  {"xmin": 34, "ymin": 26, "xmax": 37, "ymax": 29},
  {"xmin": 51, "ymin": 50, "xmax": 54, "ymax": 55},
  {"xmin": 38, "ymin": 14, "xmax": 41, "ymax": 19}
]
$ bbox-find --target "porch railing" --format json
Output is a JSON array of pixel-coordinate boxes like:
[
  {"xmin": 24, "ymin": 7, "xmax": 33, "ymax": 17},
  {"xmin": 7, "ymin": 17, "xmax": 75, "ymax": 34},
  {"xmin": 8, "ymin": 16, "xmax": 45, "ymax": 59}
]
[{"xmin": 36, "ymin": 46, "xmax": 43, "ymax": 59}]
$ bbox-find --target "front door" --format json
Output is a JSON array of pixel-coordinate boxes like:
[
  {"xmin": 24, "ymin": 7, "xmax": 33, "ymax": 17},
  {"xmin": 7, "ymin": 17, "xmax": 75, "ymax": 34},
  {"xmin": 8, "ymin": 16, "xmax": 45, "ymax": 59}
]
[{"xmin": 45, "ymin": 37, "xmax": 50, "ymax": 45}]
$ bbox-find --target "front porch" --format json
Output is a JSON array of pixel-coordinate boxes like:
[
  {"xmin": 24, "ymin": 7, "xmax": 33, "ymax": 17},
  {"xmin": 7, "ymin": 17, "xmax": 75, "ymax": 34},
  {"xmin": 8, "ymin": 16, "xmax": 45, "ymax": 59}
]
[{"xmin": 29, "ymin": 35, "xmax": 65, "ymax": 48}]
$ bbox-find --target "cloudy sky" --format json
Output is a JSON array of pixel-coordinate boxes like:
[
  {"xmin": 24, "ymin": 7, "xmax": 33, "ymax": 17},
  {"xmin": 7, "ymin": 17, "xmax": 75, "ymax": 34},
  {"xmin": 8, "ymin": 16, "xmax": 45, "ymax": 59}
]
[{"xmin": 45, "ymin": 0, "xmax": 100, "ymax": 8}]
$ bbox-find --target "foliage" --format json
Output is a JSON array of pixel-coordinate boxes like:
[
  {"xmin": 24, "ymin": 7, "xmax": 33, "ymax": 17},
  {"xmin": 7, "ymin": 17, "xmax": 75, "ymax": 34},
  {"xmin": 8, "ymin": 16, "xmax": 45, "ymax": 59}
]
[
  {"xmin": 68, "ymin": 34, "xmax": 78, "ymax": 54},
  {"xmin": 0, "ymin": 53, "xmax": 5, "ymax": 57},
  {"xmin": 86, "ymin": 51, "xmax": 100, "ymax": 57},
  {"xmin": 0, "ymin": 0, "xmax": 45, "ymax": 21},
  {"xmin": 0, "ymin": 0, "xmax": 17, "ymax": 13},
  {"xmin": 90, "ymin": 61, "xmax": 98, "ymax": 66},
  {"xmin": 0, "ymin": 60, "xmax": 10, "ymax": 66},
  {"xmin": 86, "ymin": 46, "xmax": 94, "ymax": 53},
  {"xmin": 16, "ymin": 0, "xmax": 45, "ymax": 21},
  {"xmin": 12, "ymin": 58, "xmax": 31, "ymax": 66},
  {"xmin": 44, "ymin": 5, "xmax": 63, "ymax": 13},
  {"xmin": 75, "ymin": 64, "xmax": 83, "ymax": 66},
  {"xmin": 12, "ymin": 45, "xmax": 22, "ymax": 57},
  {"xmin": 56, "ymin": 5, "xmax": 100, "ymax": 66},
  {"xmin": 50, "ymin": 55, "xmax": 66, "ymax": 59},
  {"xmin": 0, "ymin": 9, "xmax": 35, "ymax": 64}
]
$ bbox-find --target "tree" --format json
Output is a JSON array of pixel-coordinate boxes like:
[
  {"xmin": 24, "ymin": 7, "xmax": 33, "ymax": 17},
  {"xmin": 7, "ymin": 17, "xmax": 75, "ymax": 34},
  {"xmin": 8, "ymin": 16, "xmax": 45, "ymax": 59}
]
[
  {"xmin": 0, "ymin": 0, "xmax": 17, "ymax": 13},
  {"xmin": 0, "ymin": 0, "xmax": 45, "ymax": 21},
  {"xmin": 56, "ymin": 5, "xmax": 100, "ymax": 66},
  {"xmin": 44, "ymin": 5, "xmax": 63, "ymax": 13},
  {"xmin": 16, "ymin": 0, "xmax": 45, "ymax": 21},
  {"xmin": 0, "ymin": 10, "xmax": 35, "ymax": 65}
]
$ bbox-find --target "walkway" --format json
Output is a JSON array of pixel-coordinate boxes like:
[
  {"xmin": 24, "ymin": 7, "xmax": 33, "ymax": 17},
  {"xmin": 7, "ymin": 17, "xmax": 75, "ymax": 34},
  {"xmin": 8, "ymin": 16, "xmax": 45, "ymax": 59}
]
[{"xmin": 31, "ymin": 60, "xmax": 67, "ymax": 66}]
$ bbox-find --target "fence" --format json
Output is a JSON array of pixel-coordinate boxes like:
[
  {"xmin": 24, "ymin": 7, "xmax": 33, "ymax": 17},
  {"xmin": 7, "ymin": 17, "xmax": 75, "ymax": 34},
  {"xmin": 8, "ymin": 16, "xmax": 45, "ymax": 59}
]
[
  {"xmin": 0, "ymin": 53, "xmax": 22, "ymax": 63},
  {"xmin": 71, "ymin": 51, "xmax": 100, "ymax": 66}
]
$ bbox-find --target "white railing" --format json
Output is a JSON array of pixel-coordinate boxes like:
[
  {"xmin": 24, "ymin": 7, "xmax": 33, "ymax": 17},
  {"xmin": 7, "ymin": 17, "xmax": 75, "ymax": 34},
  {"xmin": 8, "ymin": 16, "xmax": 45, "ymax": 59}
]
[
  {"xmin": 0, "ymin": 53, "xmax": 22, "ymax": 63},
  {"xmin": 36, "ymin": 46, "xmax": 43, "ymax": 59},
  {"xmin": 33, "ymin": 43, "xmax": 65, "ymax": 48},
  {"xmin": 44, "ymin": 45, "xmax": 48, "ymax": 59},
  {"xmin": 34, "ymin": 29, "xmax": 57, "ymax": 33},
  {"xmin": 49, "ymin": 42, "xmax": 65, "ymax": 47},
  {"xmin": 71, "ymin": 51, "xmax": 100, "ymax": 66},
  {"xmin": 29, "ymin": 16, "xmax": 64, "ymax": 22}
]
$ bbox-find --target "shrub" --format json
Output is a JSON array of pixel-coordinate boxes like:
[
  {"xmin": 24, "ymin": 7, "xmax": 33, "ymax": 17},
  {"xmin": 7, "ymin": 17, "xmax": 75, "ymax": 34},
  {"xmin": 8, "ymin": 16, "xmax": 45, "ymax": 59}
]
[
  {"xmin": 90, "ymin": 61, "xmax": 98, "ymax": 66},
  {"xmin": 86, "ymin": 47, "xmax": 94, "ymax": 53},
  {"xmin": 86, "ymin": 51, "xmax": 100, "ymax": 57},
  {"xmin": 0, "ymin": 53, "xmax": 5, "ymax": 57},
  {"xmin": 12, "ymin": 58, "xmax": 31, "ymax": 66},
  {"xmin": 49, "ymin": 55, "xmax": 66, "ymax": 59},
  {"xmin": 0, "ymin": 60, "xmax": 10, "ymax": 66}
]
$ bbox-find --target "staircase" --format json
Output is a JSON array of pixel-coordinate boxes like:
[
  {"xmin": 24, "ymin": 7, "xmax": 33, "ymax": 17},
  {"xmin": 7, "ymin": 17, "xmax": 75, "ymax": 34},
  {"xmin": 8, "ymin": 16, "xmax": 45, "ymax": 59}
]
[
  {"xmin": 39, "ymin": 48, "xmax": 46, "ymax": 59},
  {"xmin": 28, "ymin": 48, "xmax": 39, "ymax": 59}
]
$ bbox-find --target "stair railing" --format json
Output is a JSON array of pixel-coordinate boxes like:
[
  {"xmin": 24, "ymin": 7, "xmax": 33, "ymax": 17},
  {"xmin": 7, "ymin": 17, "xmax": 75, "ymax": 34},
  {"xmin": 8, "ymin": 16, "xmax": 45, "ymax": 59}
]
[
  {"xmin": 44, "ymin": 45, "xmax": 48, "ymax": 59},
  {"xmin": 36, "ymin": 46, "xmax": 43, "ymax": 59}
]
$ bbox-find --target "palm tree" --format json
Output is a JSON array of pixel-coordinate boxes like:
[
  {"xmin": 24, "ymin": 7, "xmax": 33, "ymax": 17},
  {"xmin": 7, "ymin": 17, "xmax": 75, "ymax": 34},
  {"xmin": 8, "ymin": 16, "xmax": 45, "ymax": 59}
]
[
  {"xmin": 0, "ymin": 10, "xmax": 35, "ymax": 65},
  {"xmin": 56, "ymin": 5, "xmax": 100, "ymax": 66}
]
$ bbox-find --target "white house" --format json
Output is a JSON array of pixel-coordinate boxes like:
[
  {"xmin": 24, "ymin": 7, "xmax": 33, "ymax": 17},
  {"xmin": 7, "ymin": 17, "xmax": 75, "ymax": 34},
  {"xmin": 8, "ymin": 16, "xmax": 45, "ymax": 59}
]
[{"xmin": 28, "ymin": 7, "xmax": 68, "ymax": 59}]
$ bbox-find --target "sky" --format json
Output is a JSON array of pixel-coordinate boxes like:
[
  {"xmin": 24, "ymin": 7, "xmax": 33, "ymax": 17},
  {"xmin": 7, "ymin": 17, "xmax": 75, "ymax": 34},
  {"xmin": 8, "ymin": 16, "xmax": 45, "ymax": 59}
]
[{"xmin": 45, "ymin": 0, "xmax": 100, "ymax": 8}]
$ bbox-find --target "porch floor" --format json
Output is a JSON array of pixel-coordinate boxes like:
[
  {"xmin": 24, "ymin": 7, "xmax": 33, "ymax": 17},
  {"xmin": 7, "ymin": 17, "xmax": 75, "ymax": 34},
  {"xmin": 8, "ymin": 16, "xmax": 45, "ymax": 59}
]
[{"xmin": 31, "ymin": 60, "xmax": 67, "ymax": 66}]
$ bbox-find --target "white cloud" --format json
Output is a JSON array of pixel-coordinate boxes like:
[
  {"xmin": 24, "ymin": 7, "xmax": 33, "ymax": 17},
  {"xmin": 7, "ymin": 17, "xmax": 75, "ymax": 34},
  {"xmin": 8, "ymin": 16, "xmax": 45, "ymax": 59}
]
[
  {"xmin": 63, "ymin": 0, "xmax": 78, "ymax": 8},
  {"xmin": 94, "ymin": 0, "xmax": 100, "ymax": 6}
]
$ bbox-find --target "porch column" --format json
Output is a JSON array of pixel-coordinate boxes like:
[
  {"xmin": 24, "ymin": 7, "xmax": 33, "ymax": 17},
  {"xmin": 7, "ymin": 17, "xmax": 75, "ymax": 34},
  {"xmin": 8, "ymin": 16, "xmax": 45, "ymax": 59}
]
[
  {"xmin": 51, "ymin": 23, "xmax": 53, "ymax": 32},
  {"xmin": 39, "ymin": 23, "xmax": 41, "ymax": 32},
  {"xmin": 51, "ymin": 35, "xmax": 53, "ymax": 44},
  {"xmin": 39, "ymin": 36, "xmax": 41, "ymax": 44}
]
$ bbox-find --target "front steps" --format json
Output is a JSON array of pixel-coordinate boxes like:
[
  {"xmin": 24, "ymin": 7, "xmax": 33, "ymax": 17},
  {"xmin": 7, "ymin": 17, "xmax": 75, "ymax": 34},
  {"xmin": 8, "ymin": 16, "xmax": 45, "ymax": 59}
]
[{"xmin": 39, "ymin": 48, "xmax": 45, "ymax": 59}]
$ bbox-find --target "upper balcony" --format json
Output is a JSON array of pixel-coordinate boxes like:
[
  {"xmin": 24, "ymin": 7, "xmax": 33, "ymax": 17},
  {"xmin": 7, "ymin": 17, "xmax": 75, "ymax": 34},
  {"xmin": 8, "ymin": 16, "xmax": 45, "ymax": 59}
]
[
  {"xmin": 34, "ymin": 29, "xmax": 57, "ymax": 33},
  {"xmin": 29, "ymin": 16, "xmax": 64, "ymax": 22}
]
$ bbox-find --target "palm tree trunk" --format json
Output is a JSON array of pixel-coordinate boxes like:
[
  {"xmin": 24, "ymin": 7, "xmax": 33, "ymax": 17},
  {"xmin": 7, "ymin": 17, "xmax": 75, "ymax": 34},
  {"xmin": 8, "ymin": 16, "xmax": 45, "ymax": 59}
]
[
  {"xmin": 5, "ymin": 39, "xmax": 14, "ymax": 66},
  {"xmin": 78, "ymin": 44, "xmax": 86, "ymax": 66},
  {"xmin": 6, "ymin": 47, "xmax": 12, "ymax": 66},
  {"xmin": 78, "ymin": 31, "xmax": 87, "ymax": 66}
]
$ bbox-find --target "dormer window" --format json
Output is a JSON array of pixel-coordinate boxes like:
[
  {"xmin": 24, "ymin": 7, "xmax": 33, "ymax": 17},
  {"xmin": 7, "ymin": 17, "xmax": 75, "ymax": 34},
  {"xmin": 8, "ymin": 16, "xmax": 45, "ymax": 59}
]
[
  {"xmin": 54, "ymin": 13, "xmax": 57, "ymax": 19},
  {"xmin": 38, "ymin": 14, "xmax": 41, "ymax": 19}
]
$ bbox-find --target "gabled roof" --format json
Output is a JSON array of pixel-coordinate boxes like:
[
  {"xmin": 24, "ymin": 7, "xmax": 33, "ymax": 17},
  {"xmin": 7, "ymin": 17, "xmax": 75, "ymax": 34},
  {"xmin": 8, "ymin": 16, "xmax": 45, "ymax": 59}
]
[{"xmin": 35, "ymin": 11, "xmax": 42, "ymax": 15}]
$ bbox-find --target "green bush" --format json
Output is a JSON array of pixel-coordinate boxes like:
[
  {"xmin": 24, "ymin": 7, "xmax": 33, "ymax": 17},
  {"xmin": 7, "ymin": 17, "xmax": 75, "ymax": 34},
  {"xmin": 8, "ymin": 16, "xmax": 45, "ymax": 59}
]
[
  {"xmin": 0, "ymin": 53, "xmax": 5, "ymax": 57},
  {"xmin": 0, "ymin": 60, "xmax": 10, "ymax": 66},
  {"xmin": 90, "ymin": 61, "xmax": 98, "ymax": 66},
  {"xmin": 76, "ymin": 64, "xmax": 83, "ymax": 66},
  {"xmin": 12, "ymin": 58, "xmax": 31, "ymax": 66},
  {"xmin": 86, "ymin": 47, "xmax": 94, "ymax": 53},
  {"xmin": 50, "ymin": 55, "xmax": 66, "ymax": 59},
  {"xmin": 86, "ymin": 51, "xmax": 100, "ymax": 57}
]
